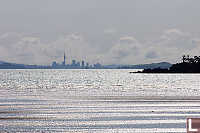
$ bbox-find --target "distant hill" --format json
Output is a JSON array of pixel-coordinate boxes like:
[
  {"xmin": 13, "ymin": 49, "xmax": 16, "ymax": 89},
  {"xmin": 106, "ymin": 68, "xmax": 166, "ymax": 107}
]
[
  {"xmin": 0, "ymin": 61, "xmax": 50, "ymax": 69},
  {"xmin": 0, "ymin": 61, "xmax": 6, "ymax": 64},
  {"xmin": 117, "ymin": 62, "xmax": 172, "ymax": 69}
]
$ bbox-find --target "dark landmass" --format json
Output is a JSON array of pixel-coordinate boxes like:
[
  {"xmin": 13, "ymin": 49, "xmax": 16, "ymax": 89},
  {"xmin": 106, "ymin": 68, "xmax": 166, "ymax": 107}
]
[{"xmin": 136, "ymin": 55, "xmax": 200, "ymax": 73}]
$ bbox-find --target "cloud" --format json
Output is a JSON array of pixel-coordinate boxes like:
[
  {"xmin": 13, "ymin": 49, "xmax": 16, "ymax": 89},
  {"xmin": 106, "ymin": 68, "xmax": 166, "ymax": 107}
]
[
  {"xmin": 112, "ymin": 36, "xmax": 140, "ymax": 59},
  {"xmin": 2, "ymin": 34, "xmax": 49, "ymax": 65},
  {"xmin": 144, "ymin": 29, "xmax": 200, "ymax": 63},
  {"xmin": 159, "ymin": 29, "xmax": 197, "ymax": 50},
  {"xmin": 100, "ymin": 36, "xmax": 144, "ymax": 64},
  {"xmin": 104, "ymin": 28, "xmax": 117, "ymax": 34},
  {"xmin": 101, "ymin": 29, "xmax": 200, "ymax": 64},
  {"xmin": 0, "ymin": 32, "xmax": 22, "ymax": 47},
  {"xmin": 145, "ymin": 51, "xmax": 158, "ymax": 59},
  {"xmin": 0, "ymin": 29, "xmax": 200, "ymax": 65},
  {"xmin": 0, "ymin": 32, "xmax": 97, "ymax": 65}
]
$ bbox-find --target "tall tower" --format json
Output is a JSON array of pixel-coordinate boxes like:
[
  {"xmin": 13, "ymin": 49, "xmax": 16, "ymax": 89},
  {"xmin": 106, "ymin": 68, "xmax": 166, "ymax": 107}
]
[{"xmin": 64, "ymin": 52, "xmax": 66, "ymax": 66}]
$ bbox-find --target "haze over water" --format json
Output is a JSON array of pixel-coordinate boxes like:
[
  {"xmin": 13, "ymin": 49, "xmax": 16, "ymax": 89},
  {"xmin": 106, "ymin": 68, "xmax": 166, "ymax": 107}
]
[{"xmin": 0, "ymin": 69, "xmax": 200, "ymax": 132}]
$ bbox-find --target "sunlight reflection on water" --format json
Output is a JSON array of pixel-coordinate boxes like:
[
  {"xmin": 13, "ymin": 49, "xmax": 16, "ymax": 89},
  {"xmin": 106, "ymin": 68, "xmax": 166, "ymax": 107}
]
[{"xmin": 0, "ymin": 69, "xmax": 200, "ymax": 132}]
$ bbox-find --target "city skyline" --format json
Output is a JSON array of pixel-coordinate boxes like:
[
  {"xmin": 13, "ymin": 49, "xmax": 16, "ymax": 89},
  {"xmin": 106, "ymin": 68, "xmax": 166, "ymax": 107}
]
[
  {"xmin": 51, "ymin": 52, "xmax": 102, "ymax": 69},
  {"xmin": 0, "ymin": 51, "xmax": 172, "ymax": 69}
]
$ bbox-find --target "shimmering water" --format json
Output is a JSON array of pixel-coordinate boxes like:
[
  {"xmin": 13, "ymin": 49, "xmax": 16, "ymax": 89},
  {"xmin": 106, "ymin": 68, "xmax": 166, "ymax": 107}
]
[{"xmin": 0, "ymin": 69, "xmax": 200, "ymax": 132}]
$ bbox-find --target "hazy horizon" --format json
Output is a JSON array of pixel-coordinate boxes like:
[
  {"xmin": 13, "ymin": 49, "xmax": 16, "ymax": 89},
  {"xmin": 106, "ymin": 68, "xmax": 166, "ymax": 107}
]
[{"xmin": 0, "ymin": 0, "xmax": 200, "ymax": 65}]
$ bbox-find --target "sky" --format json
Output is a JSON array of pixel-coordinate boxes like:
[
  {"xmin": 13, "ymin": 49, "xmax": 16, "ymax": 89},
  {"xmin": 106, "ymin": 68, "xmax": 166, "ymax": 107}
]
[{"xmin": 0, "ymin": 0, "xmax": 200, "ymax": 65}]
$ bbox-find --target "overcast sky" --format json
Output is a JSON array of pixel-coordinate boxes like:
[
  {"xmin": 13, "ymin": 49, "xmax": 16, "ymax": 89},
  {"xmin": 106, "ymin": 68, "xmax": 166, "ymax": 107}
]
[{"xmin": 0, "ymin": 0, "xmax": 200, "ymax": 65}]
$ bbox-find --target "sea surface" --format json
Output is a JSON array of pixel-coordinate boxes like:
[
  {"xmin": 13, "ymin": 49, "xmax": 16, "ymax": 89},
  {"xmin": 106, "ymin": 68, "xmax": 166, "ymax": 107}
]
[{"xmin": 0, "ymin": 69, "xmax": 200, "ymax": 132}]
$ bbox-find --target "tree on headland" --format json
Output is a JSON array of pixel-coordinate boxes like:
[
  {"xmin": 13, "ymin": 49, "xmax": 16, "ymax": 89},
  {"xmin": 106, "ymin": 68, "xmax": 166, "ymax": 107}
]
[
  {"xmin": 182, "ymin": 55, "xmax": 186, "ymax": 63},
  {"xmin": 141, "ymin": 55, "xmax": 200, "ymax": 73},
  {"xmin": 171, "ymin": 55, "xmax": 200, "ymax": 73},
  {"xmin": 181, "ymin": 55, "xmax": 200, "ymax": 64}
]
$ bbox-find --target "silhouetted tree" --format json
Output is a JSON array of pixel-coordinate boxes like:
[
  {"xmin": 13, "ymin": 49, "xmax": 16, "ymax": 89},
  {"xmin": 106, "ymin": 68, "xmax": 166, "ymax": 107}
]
[
  {"xmin": 182, "ymin": 55, "xmax": 186, "ymax": 63},
  {"xmin": 141, "ymin": 54, "xmax": 200, "ymax": 73}
]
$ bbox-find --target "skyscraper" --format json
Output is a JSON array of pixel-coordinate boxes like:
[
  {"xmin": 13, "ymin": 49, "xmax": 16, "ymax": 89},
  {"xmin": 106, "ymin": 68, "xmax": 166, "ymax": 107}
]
[
  {"xmin": 62, "ymin": 52, "xmax": 66, "ymax": 66},
  {"xmin": 81, "ymin": 61, "xmax": 85, "ymax": 68},
  {"xmin": 72, "ymin": 60, "xmax": 76, "ymax": 66}
]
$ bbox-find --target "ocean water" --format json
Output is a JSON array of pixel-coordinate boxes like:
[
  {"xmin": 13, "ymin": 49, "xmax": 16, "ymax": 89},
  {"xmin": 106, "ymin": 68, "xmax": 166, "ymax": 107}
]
[{"xmin": 0, "ymin": 69, "xmax": 200, "ymax": 132}]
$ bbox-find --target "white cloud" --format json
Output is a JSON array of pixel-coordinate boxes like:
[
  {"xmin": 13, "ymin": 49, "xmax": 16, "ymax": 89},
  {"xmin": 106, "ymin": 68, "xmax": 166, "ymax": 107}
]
[
  {"xmin": 0, "ymin": 29, "xmax": 200, "ymax": 65},
  {"xmin": 0, "ymin": 33, "xmax": 97, "ymax": 65},
  {"xmin": 104, "ymin": 28, "xmax": 117, "ymax": 34},
  {"xmin": 100, "ymin": 36, "xmax": 144, "ymax": 64},
  {"xmin": 101, "ymin": 29, "xmax": 200, "ymax": 64},
  {"xmin": 144, "ymin": 29, "xmax": 200, "ymax": 63}
]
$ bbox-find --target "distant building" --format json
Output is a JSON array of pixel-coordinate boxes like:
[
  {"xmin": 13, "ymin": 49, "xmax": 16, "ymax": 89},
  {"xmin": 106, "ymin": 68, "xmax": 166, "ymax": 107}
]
[
  {"xmin": 62, "ymin": 52, "xmax": 66, "ymax": 66},
  {"xmin": 52, "ymin": 61, "xmax": 57, "ymax": 68},
  {"xmin": 72, "ymin": 60, "xmax": 76, "ymax": 66},
  {"xmin": 50, "ymin": 52, "xmax": 105, "ymax": 69},
  {"xmin": 81, "ymin": 61, "xmax": 85, "ymax": 68},
  {"xmin": 86, "ymin": 63, "xmax": 89, "ymax": 69},
  {"xmin": 94, "ymin": 63, "xmax": 102, "ymax": 69},
  {"xmin": 77, "ymin": 62, "xmax": 80, "ymax": 67}
]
